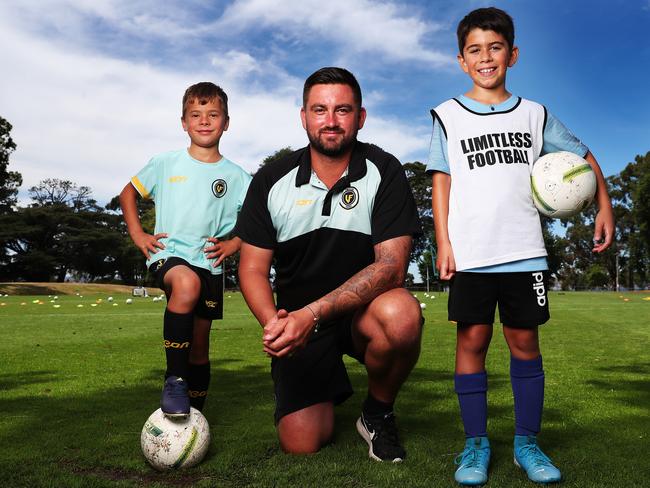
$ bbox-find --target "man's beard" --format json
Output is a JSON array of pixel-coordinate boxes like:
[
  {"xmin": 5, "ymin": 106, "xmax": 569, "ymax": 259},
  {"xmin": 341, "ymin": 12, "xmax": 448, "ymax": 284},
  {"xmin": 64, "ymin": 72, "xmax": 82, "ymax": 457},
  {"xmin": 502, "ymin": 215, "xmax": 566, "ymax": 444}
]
[{"xmin": 307, "ymin": 127, "xmax": 357, "ymax": 158}]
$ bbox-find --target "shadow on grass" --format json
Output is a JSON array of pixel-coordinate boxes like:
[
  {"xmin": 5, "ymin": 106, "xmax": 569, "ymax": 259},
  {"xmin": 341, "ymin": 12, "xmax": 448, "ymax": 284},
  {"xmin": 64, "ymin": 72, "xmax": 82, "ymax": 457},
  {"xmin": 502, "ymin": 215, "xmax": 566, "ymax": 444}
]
[
  {"xmin": 0, "ymin": 370, "xmax": 58, "ymax": 391},
  {"xmin": 1, "ymin": 361, "xmax": 277, "ymax": 487},
  {"xmin": 585, "ymin": 362, "xmax": 650, "ymax": 411},
  {"xmin": 3, "ymin": 356, "xmax": 646, "ymax": 487},
  {"xmin": 1, "ymin": 356, "xmax": 463, "ymax": 487}
]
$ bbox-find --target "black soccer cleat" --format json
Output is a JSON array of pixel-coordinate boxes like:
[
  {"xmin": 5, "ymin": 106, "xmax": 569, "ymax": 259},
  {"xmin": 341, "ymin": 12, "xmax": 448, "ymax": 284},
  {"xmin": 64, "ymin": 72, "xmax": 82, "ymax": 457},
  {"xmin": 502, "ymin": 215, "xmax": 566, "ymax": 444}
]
[
  {"xmin": 356, "ymin": 411, "xmax": 406, "ymax": 462},
  {"xmin": 160, "ymin": 376, "xmax": 190, "ymax": 418}
]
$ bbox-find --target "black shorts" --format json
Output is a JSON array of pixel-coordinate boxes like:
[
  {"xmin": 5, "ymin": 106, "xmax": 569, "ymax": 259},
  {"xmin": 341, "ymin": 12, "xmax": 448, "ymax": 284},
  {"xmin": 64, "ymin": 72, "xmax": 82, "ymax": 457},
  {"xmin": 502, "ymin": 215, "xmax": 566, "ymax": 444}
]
[
  {"xmin": 271, "ymin": 315, "xmax": 363, "ymax": 423},
  {"xmin": 448, "ymin": 271, "xmax": 550, "ymax": 328},
  {"xmin": 149, "ymin": 257, "xmax": 223, "ymax": 320}
]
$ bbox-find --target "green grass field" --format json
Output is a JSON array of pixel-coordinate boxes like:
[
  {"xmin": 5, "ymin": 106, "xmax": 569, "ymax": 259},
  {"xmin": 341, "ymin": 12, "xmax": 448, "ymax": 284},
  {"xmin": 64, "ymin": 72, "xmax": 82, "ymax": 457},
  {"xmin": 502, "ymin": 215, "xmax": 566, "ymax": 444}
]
[{"xmin": 1, "ymin": 289, "xmax": 649, "ymax": 487}]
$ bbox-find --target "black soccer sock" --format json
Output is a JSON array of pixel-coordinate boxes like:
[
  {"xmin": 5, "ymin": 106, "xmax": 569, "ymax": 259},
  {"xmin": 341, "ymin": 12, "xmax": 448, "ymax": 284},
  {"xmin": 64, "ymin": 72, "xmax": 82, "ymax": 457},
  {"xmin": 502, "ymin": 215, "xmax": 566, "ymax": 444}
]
[
  {"xmin": 187, "ymin": 362, "xmax": 211, "ymax": 411},
  {"xmin": 163, "ymin": 309, "xmax": 194, "ymax": 379},
  {"xmin": 363, "ymin": 392, "xmax": 394, "ymax": 418}
]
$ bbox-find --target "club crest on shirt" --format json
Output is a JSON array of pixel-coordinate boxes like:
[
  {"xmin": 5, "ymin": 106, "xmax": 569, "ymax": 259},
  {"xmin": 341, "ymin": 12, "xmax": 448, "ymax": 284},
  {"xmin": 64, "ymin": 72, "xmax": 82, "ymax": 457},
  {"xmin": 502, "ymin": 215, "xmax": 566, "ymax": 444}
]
[
  {"xmin": 212, "ymin": 179, "xmax": 227, "ymax": 198},
  {"xmin": 339, "ymin": 187, "xmax": 359, "ymax": 210}
]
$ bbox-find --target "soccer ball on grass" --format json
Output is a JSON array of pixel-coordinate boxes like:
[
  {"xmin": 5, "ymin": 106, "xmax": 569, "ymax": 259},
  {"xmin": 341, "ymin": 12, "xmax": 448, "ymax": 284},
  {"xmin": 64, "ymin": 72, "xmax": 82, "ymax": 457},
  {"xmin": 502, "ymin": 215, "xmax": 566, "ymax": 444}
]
[
  {"xmin": 531, "ymin": 151, "xmax": 596, "ymax": 219},
  {"xmin": 141, "ymin": 407, "xmax": 210, "ymax": 471}
]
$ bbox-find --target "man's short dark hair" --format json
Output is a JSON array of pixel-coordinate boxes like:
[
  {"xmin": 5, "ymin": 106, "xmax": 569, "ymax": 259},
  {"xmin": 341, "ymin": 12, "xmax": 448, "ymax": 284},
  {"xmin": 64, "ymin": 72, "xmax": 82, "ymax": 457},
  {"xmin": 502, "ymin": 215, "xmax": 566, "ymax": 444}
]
[
  {"xmin": 303, "ymin": 67, "xmax": 362, "ymax": 109},
  {"xmin": 457, "ymin": 7, "xmax": 515, "ymax": 54},
  {"xmin": 182, "ymin": 82, "xmax": 229, "ymax": 118}
]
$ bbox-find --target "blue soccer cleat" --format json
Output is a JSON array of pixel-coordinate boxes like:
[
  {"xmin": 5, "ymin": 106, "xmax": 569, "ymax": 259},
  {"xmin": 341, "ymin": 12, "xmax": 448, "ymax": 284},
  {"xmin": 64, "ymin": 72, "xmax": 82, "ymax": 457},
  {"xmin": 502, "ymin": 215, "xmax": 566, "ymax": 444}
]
[
  {"xmin": 514, "ymin": 435, "xmax": 562, "ymax": 484},
  {"xmin": 454, "ymin": 436, "xmax": 490, "ymax": 485},
  {"xmin": 160, "ymin": 376, "xmax": 190, "ymax": 418}
]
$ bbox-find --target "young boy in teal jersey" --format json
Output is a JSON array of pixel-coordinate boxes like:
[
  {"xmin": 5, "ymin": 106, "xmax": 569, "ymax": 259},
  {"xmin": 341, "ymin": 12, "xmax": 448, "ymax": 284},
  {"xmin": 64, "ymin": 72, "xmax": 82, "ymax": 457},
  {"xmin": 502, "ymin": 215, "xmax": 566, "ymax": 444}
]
[
  {"xmin": 428, "ymin": 7, "xmax": 614, "ymax": 485},
  {"xmin": 120, "ymin": 82, "xmax": 251, "ymax": 417}
]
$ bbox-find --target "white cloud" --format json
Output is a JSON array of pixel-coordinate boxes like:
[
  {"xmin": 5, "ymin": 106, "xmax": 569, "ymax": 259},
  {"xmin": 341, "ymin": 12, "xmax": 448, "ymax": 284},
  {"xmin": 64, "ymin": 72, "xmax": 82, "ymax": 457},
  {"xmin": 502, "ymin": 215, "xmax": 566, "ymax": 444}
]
[
  {"xmin": 1, "ymin": 0, "xmax": 433, "ymax": 205},
  {"xmin": 0, "ymin": 21, "xmax": 304, "ymax": 204},
  {"xmin": 5, "ymin": 0, "xmax": 454, "ymax": 66},
  {"xmin": 217, "ymin": 0, "xmax": 451, "ymax": 65}
]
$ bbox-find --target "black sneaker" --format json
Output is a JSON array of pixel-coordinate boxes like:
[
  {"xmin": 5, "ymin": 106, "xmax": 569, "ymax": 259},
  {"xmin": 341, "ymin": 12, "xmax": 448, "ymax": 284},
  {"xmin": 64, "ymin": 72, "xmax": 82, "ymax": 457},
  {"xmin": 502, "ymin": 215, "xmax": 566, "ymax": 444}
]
[
  {"xmin": 160, "ymin": 376, "xmax": 190, "ymax": 418},
  {"xmin": 356, "ymin": 412, "xmax": 405, "ymax": 462}
]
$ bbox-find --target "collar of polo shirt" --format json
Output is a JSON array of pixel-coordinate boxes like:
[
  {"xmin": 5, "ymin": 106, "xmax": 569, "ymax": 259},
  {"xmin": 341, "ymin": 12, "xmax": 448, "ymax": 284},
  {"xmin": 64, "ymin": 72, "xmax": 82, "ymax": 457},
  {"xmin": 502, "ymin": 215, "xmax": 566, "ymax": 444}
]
[{"xmin": 294, "ymin": 141, "xmax": 368, "ymax": 187}]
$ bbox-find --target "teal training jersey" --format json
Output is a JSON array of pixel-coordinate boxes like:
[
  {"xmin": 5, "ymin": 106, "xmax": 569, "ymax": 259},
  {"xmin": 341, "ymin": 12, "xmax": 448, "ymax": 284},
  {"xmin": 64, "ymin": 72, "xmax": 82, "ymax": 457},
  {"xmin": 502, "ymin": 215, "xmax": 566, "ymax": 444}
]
[{"xmin": 131, "ymin": 149, "xmax": 251, "ymax": 274}]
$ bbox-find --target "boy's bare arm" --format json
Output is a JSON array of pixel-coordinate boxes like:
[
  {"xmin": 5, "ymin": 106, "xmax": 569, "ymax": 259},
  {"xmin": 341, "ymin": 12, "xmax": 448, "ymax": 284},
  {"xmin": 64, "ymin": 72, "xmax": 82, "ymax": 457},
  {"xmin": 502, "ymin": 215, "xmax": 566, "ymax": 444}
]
[
  {"xmin": 584, "ymin": 151, "xmax": 615, "ymax": 253},
  {"xmin": 204, "ymin": 236, "xmax": 242, "ymax": 266},
  {"xmin": 119, "ymin": 182, "xmax": 167, "ymax": 259},
  {"xmin": 432, "ymin": 172, "xmax": 456, "ymax": 280}
]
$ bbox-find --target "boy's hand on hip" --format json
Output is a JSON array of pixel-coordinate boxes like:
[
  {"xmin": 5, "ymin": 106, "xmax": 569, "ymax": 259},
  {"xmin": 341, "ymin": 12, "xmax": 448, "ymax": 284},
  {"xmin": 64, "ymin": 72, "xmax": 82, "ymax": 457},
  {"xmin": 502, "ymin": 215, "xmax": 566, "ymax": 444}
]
[
  {"xmin": 205, "ymin": 237, "xmax": 240, "ymax": 266},
  {"xmin": 132, "ymin": 231, "xmax": 167, "ymax": 259}
]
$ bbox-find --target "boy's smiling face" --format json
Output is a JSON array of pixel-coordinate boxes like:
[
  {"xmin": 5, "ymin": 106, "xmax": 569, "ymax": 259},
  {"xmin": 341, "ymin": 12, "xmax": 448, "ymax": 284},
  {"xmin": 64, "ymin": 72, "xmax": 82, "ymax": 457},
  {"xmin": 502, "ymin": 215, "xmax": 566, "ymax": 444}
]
[
  {"xmin": 181, "ymin": 98, "xmax": 229, "ymax": 150},
  {"xmin": 458, "ymin": 28, "xmax": 518, "ymax": 93}
]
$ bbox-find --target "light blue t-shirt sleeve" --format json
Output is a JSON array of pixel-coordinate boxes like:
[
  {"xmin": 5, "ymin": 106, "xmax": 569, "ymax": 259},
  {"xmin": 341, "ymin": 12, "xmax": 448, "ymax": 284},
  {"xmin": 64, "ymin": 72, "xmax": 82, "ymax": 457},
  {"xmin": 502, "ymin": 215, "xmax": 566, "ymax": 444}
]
[
  {"xmin": 425, "ymin": 116, "xmax": 450, "ymax": 174},
  {"xmin": 542, "ymin": 112, "xmax": 589, "ymax": 157},
  {"xmin": 131, "ymin": 156, "xmax": 160, "ymax": 200}
]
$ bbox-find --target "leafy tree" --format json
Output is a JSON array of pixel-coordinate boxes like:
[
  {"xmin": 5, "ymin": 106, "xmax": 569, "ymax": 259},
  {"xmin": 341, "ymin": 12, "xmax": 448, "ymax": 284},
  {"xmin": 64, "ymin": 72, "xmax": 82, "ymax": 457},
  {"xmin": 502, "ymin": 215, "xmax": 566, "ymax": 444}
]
[
  {"xmin": 106, "ymin": 193, "xmax": 156, "ymax": 285},
  {"xmin": 586, "ymin": 264, "xmax": 609, "ymax": 289},
  {"xmin": 632, "ymin": 152, "xmax": 650, "ymax": 254},
  {"xmin": 607, "ymin": 151, "xmax": 650, "ymax": 288},
  {"xmin": 260, "ymin": 147, "xmax": 294, "ymax": 168},
  {"xmin": 416, "ymin": 248, "xmax": 439, "ymax": 290},
  {"xmin": 403, "ymin": 162, "xmax": 433, "ymax": 269},
  {"xmin": 29, "ymin": 179, "xmax": 99, "ymax": 211},
  {"xmin": 0, "ymin": 116, "xmax": 22, "ymax": 213},
  {"xmin": 0, "ymin": 180, "xmax": 127, "ymax": 282}
]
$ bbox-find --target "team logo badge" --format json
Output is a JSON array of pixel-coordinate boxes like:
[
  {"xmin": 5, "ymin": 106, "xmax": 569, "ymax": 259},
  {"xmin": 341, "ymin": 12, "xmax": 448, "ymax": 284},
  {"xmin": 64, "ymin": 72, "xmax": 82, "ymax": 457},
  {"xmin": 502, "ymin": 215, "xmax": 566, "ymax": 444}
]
[
  {"xmin": 212, "ymin": 179, "xmax": 227, "ymax": 198},
  {"xmin": 339, "ymin": 187, "xmax": 359, "ymax": 210}
]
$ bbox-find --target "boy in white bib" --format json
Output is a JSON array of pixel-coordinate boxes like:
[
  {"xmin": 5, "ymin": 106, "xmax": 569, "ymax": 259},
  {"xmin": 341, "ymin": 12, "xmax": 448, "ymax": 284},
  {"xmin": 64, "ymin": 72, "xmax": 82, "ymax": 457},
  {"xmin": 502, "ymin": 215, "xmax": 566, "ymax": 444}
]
[{"xmin": 428, "ymin": 7, "xmax": 614, "ymax": 485}]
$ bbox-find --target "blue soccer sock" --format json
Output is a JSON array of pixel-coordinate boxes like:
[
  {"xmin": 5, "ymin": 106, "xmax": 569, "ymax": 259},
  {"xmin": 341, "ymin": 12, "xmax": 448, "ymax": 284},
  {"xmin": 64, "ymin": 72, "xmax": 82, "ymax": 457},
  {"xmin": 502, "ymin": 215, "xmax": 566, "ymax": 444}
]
[
  {"xmin": 455, "ymin": 371, "xmax": 488, "ymax": 438},
  {"xmin": 163, "ymin": 309, "xmax": 193, "ymax": 379},
  {"xmin": 510, "ymin": 355, "xmax": 544, "ymax": 436}
]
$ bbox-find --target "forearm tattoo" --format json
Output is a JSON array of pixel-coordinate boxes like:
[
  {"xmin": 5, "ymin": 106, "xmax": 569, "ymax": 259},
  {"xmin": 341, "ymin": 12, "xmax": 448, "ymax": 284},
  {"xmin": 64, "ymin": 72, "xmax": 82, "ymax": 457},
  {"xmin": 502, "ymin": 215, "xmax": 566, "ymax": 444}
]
[{"xmin": 315, "ymin": 236, "xmax": 411, "ymax": 321}]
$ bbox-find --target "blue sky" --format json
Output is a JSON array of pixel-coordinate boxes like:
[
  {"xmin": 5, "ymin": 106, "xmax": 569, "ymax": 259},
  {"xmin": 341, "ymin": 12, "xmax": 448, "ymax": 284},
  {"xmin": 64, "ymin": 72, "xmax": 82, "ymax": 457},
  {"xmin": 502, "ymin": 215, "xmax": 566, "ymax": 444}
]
[{"xmin": 1, "ymin": 0, "xmax": 648, "ymax": 205}]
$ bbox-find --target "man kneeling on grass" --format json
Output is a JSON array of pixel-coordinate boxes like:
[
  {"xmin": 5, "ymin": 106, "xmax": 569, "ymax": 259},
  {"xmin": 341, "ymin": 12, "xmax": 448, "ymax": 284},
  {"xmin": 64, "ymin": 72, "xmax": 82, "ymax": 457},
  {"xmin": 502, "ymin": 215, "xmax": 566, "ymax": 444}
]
[{"xmin": 236, "ymin": 67, "xmax": 423, "ymax": 462}]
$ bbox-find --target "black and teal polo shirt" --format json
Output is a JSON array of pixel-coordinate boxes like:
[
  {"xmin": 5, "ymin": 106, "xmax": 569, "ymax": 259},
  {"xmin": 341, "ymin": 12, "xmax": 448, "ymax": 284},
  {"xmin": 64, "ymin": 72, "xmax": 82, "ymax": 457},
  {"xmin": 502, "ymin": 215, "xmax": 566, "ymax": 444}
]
[{"xmin": 236, "ymin": 141, "xmax": 422, "ymax": 313}]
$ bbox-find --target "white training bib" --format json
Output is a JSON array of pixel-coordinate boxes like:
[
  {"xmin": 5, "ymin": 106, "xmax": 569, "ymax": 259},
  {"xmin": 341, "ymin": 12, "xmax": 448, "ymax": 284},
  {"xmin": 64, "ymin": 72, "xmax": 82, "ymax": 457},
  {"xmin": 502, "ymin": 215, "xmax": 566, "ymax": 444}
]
[{"xmin": 433, "ymin": 97, "xmax": 548, "ymax": 270}]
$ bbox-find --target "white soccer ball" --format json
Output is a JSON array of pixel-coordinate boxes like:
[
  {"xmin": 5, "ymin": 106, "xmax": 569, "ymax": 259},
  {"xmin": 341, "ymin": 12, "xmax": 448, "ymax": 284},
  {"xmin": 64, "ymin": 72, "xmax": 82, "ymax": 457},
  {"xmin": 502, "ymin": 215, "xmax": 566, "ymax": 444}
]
[
  {"xmin": 420, "ymin": 302, "xmax": 427, "ymax": 310},
  {"xmin": 107, "ymin": 296, "xmax": 114, "ymax": 302},
  {"xmin": 531, "ymin": 151, "xmax": 597, "ymax": 219},
  {"xmin": 141, "ymin": 407, "xmax": 210, "ymax": 471},
  {"xmin": 125, "ymin": 298, "xmax": 133, "ymax": 304}
]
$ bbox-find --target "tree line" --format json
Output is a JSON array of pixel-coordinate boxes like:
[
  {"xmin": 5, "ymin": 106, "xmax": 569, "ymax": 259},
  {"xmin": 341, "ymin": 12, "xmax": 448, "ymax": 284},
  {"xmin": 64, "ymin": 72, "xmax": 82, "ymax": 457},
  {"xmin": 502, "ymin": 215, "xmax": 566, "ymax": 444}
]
[{"xmin": 1, "ymin": 115, "xmax": 648, "ymax": 290}]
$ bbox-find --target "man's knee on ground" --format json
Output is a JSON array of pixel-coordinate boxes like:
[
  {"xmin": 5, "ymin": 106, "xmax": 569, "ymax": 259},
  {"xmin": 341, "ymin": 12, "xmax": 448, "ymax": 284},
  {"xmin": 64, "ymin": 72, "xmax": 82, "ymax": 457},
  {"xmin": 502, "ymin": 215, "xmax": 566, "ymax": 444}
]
[
  {"xmin": 279, "ymin": 433, "xmax": 323, "ymax": 454},
  {"xmin": 277, "ymin": 404, "xmax": 333, "ymax": 454}
]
